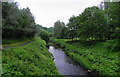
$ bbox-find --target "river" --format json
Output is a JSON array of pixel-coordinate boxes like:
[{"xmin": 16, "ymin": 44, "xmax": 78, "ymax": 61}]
[{"xmin": 48, "ymin": 46, "xmax": 88, "ymax": 76}]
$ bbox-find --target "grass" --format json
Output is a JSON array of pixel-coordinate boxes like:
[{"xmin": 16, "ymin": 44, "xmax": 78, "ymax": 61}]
[
  {"xmin": 2, "ymin": 37, "xmax": 59, "ymax": 75},
  {"xmin": 0, "ymin": 50, "xmax": 2, "ymax": 75},
  {"xmin": 2, "ymin": 37, "xmax": 34, "ymax": 47},
  {"xmin": 50, "ymin": 38, "xmax": 120, "ymax": 76}
]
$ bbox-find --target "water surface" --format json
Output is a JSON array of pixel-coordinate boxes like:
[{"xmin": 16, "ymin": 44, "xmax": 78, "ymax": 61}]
[{"xmin": 48, "ymin": 46, "xmax": 88, "ymax": 75}]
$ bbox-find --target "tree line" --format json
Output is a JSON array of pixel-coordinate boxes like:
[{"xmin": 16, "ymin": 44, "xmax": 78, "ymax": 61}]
[
  {"xmin": 2, "ymin": 2, "xmax": 53, "ymax": 43},
  {"xmin": 54, "ymin": 2, "xmax": 120, "ymax": 41},
  {"xmin": 2, "ymin": 2, "xmax": 36, "ymax": 38},
  {"xmin": 2, "ymin": 2, "xmax": 119, "ymax": 49}
]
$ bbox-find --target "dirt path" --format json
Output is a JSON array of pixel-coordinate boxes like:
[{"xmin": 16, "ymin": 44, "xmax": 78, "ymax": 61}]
[{"xmin": 4, "ymin": 41, "xmax": 33, "ymax": 49}]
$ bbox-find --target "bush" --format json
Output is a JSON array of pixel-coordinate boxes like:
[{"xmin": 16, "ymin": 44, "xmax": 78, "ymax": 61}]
[
  {"xmin": 107, "ymin": 39, "xmax": 120, "ymax": 52},
  {"xmin": 39, "ymin": 30, "xmax": 50, "ymax": 43}
]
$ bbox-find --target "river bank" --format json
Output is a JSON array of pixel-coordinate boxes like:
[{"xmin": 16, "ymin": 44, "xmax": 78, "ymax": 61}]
[
  {"xmin": 49, "ymin": 38, "xmax": 119, "ymax": 76},
  {"xmin": 2, "ymin": 37, "xmax": 59, "ymax": 75}
]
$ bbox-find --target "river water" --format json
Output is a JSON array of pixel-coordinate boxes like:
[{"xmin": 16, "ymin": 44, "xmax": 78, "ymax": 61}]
[{"xmin": 48, "ymin": 46, "xmax": 88, "ymax": 76}]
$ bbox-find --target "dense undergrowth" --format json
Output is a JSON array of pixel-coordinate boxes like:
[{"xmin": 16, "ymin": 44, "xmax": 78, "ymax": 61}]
[
  {"xmin": 50, "ymin": 38, "xmax": 120, "ymax": 76},
  {"xmin": 2, "ymin": 37, "xmax": 59, "ymax": 75}
]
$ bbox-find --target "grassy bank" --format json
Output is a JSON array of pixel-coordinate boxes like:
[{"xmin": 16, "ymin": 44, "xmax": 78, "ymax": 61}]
[
  {"xmin": 2, "ymin": 37, "xmax": 59, "ymax": 75},
  {"xmin": 0, "ymin": 50, "xmax": 1, "ymax": 75},
  {"xmin": 2, "ymin": 37, "xmax": 34, "ymax": 48},
  {"xmin": 50, "ymin": 38, "xmax": 120, "ymax": 76}
]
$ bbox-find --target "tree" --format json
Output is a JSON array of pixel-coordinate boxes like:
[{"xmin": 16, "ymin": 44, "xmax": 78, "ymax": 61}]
[
  {"xmin": 77, "ymin": 6, "xmax": 108, "ymax": 41},
  {"xmin": 105, "ymin": 2, "xmax": 120, "ymax": 39},
  {"xmin": 67, "ymin": 16, "xmax": 80, "ymax": 39},
  {"xmin": 54, "ymin": 20, "xmax": 65, "ymax": 38},
  {"xmin": 104, "ymin": 2, "xmax": 120, "ymax": 51},
  {"xmin": 66, "ymin": 6, "xmax": 109, "ymax": 41},
  {"xmin": 2, "ymin": 2, "xmax": 36, "ymax": 38},
  {"xmin": 35, "ymin": 24, "xmax": 43, "ymax": 36},
  {"xmin": 60, "ymin": 27, "xmax": 69, "ymax": 39}
]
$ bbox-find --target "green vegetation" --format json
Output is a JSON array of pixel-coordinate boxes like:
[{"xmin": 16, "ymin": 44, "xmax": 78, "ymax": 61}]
[
  {"xmin": 2, "ymin": 2, "xmax": 58, "ymax": 76},
  {"xmin": 50, "ymin": 38, "xmax": 120, "ymax": 75},
  {"xmin": 42, "ymin": 27, "xmax": 54, "ymax": 35},
  {"xmin": 37, "ymin": 30, "xmax": 50, "ymax": 43},
  {"xmin": 1, "ymin": 1, "xmax": 119, "ymax": 76},
  {"xmin": 51, "ymin": 3, "xmax": 120, "ymax": 76},
  {"xmin": 2, "ymin": 37, "xmax": 58, "ymax": 75},
  {"xmin": 35, "ymin": 24, "xmax": 54, "ymax": 37},
  {"xmin": 53, "ymin": 2, "xmax": 119, "ymax": 52},
  {"xmin": 53, "ymin": 20, "xmax": 65, "ymax": 38},
  {"xmin": 2, "ymin": 2, "xmax": 36, "ymax": 38},
  {"xmin": 0, "ymin": 50, "xmax": 2, "ymax": 74},
  {"xmin": 2, "ymin": 37, "xmax": 33, "ymax": 48},
  {"xmin": 51, "ymin": 4, "xmax": 120, "ymax": 76}
]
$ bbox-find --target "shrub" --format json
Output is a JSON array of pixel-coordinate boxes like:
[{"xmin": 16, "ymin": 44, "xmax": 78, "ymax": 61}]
[
  {"xmin": 39, "ymin": 30, "xmax": 50, "ymax": 43},
  {"xmin": 107, "ymin": 39, "xmax": 120, "ymax": 52}
]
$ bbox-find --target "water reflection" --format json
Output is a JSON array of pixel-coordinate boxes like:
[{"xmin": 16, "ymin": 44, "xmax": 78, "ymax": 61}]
[{"xmin": 49, "ymin": 46, "xmax": 88, "ymax": 75}]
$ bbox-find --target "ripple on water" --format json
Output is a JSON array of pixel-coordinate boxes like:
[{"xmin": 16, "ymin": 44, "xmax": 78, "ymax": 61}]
[{"xmin": 48, "ymin": 46, "xmax": 88, "ymax": 75}]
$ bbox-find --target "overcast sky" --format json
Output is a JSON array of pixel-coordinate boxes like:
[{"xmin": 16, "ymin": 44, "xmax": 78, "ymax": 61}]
[{"xmin": 14, "ymin": 0, "xmax": 103, "ymax": 28}]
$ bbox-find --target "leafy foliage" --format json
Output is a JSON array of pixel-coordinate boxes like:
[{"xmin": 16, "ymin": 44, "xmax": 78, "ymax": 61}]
[
  {"xmin": 38, "ymin": 30, "xmax": 50, "ymax": 43},
  {"xmin": 65, "ymin": 6, "xmax": 109, "ymax": 40},
  {"xmin": 35, "ymin": 24, "xmax": 54, "ymax": 35},
  {"xmin": 54, "ymin": 20, "xmax": 65, "ymax": 38},
  {"xmin": 2, "ymin": 2, "xmax": 36, "ymax": 38},
  {"xmin": 104, "ymin": 2, "xmax": 120, "ymax": 40},
  {"xmin": 54, "ymin": 3, "xmax": 119, "ymax": 41},
  {"xmin": 53, "ymin": 3, "xmax": 119, "ymax": 51},
  {"xmin": 51, "ymin": 38, "xmax": 120, "ymax": 75},
  {"xmin": 2, "ymin": 37, "xmax": 59, "ymax": 75}
]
